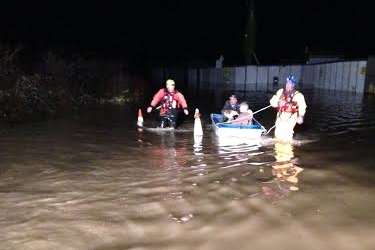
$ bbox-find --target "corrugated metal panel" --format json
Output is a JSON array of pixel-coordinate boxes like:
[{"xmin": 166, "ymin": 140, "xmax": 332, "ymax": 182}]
[
  {"xmin": 301, "ymin": 65, "xmax": 308, "ymax": 83},
  {"xmin": 349, "ymin": 61, "xmax": 359, "ymax": 93},
  {"xmin": 235, "ymin": 67, "xmax": 246, "ymax": 84},
  {"xmin": 317, "ymin": 64, "xmax": 325, "ymax": 89},
  {"xmin": 321, "ymin": 64, "xmax": 327, "ymax": 89},
  {"xmin": 304, "ymin": 65, "xmax": 314, "ymax": 88},
  {"xmin": 217, "ymin": 68, "xmax": 223, "ymax": 84},
  {"xmin": 342, "ymin": 62, "xmax": 351, "ymax": 92},
  {"xmin": 329, "ymin": 64, "xmax": 333, "ymax": 89},
  {"xmin": 246, "ymin": 66, "xmax": 257, "ymax": 84},
  {"xmin": 300, "ymin": 65, "xmax": 308, "ymax": 87},
  {"xmin": 209, "ymin": 68, "xmax": 218, "ymax": 90},
  {"xmin": 357, "ymin": 61, "xmax": 367, "ymax": 93},
  {"xmin": 268, "ymin": 66, "xmax": 280, "ymax": 91},
  {"xmin": 279, "ymin": 65, "xmax": 290, "ymax": 85},
  {"xmin": 208, "ymin": 68, "xmax": 214, "ymax": 84},
  {"xmin": 183, "ymin": 60, "xmax": 369, "ymax": 94},
  {"xmin": 335, "ymin": 62, "xmax": 344, "ymax": 91},
  {"xmin": 223, "ymin": 67, "xmax": 235, "ymax": 90},
  {"xmin": 246, "ymin": 66, "xmax": 257, "ymax": 91},
  {"xmin": 329, "ymin": 63, "xmax": 337, "ymax": 91},
  {"xmin": 313, "ymin": 64, "xmax": 320, "ymax": 83},
  {"xmin": 256, "ymin": 66, "xmax": 268, "ymax": 91},
  {"xmin": 235, "ymin": 67, "xmax": 246, "ymax": 91},
  {"xmin": 223, "ymin": 67, "xmax": 234, "ymax": 83},
  {"xmin": 205, "ymin": 68, "xmax": 210, "ymax": 84},
  {"xmin": 325, "ymin": 63, "xmax": 331, "ymax": 90}
]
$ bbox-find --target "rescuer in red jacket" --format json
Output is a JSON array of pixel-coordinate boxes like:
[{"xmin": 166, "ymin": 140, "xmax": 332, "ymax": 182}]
[{"xmin": 147, "ymin": 79, "xmax": 189, "ymax": 128}]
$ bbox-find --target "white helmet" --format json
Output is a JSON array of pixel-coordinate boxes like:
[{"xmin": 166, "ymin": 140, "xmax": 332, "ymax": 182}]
[{"xmin": 166, "ymin": 79, "xmax": 175, "ymax": 87}]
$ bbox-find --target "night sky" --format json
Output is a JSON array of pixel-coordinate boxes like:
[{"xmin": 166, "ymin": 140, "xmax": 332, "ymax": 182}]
[{"xmin": 1, "ymin": 0, "xmax": 374, "ymax": 65}]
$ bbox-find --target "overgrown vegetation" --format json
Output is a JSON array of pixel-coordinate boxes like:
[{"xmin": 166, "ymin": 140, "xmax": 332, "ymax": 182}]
[{"xmin": 0, "ymin": 44, "xmax": 145, "ymax": 123}]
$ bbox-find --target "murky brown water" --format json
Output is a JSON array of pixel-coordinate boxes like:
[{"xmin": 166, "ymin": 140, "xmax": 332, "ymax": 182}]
[{"xmin": 0, "ymin": 90, "xmax": 375, "ymax": 250}]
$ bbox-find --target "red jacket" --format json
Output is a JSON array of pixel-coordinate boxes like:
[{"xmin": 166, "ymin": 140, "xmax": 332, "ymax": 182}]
[{"xmin": 150, "ymin": 88, "xmax": 188, "ymax": 109}]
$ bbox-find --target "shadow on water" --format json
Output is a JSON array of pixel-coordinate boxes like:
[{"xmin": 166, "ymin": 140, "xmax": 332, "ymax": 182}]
[{"xmin": 0, "ymin": 89, "xmax": 375, "ymax": 250}]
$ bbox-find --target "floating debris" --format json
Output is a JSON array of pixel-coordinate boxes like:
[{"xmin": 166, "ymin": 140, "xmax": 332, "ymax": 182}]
[{"xmin": 169, "ymin": 213, "xmax": 194, "ymax": 223}]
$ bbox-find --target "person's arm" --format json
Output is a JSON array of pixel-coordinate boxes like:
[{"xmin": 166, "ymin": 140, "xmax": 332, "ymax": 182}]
[
  {"xmin": 295, "ymin": 92, "xmax": 307, "ymax": 123},
  {"xmin": 248, "ymin": 109, "xmax": 253, "ymax": 119},
  {"xmin": 176, "ymin": 92, "xmax": 187, "ymax": 109},
  {"xmin": 270, "ymin": 89, "xmax": 283, "ymax": 108},
  {"xmin": 231, "ymin": 113, "xmax": 252, "ymax": 124},
  {"xmin": 150, "ymin": 89, "xmax": 165, "ymax": 107},
  {"xmin": 147, "ymin": 89, "xmax": 164, "ymax": 112},
  {"xmin": 176, "ymin": 92, "xmax": 189, "ymax": 115}
]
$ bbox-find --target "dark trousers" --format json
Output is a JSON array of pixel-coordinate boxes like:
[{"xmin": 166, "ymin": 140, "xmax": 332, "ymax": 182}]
[{"xmin": 159, "ymin": 109, "xmax": 178, "ymax": 128}]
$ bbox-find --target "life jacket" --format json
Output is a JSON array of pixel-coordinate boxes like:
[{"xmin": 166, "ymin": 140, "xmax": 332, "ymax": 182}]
[
  {"xmin": 278, "ymin": 90, "xmax": 299, "ymax": 113},
  {"xmin": 160, "ymin": 88, "xmax": 179, "ymax": 114}
]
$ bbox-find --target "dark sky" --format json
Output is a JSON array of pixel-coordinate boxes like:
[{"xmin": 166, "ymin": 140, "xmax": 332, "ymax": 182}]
[{"xmin": 1, "ymin": 0, "xmax": 374, "ymax": 65}]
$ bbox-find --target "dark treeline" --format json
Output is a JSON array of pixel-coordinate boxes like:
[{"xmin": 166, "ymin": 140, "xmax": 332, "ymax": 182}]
[{"xmin": 0, "ymin": 43, "xmax": 148, "ymax": 123}]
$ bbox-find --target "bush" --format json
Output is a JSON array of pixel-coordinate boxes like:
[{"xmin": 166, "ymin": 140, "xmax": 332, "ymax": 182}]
[
  {"xmin": 0, "ymin": 46, "xmax": 146, "ymax": 123},
  {"xmin": 0, "ymin": 74, "xmax": 74, "ymax": 122}
]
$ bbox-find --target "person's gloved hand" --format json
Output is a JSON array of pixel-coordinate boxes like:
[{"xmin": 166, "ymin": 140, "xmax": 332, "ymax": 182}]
[
  {"xmin": 147, "ymin": 106, "xmax": 153, "ymax": 113},
  {"xmin": 297, "ymin": 116, "xmax": 304, "ymax": 124},
  {"xmin": 248, "ymin": 110, "xmax": 253, "ymax": 119},
  {"xmin": 184, "ymin": 109, "xmax": 189, "ymax": 115}
]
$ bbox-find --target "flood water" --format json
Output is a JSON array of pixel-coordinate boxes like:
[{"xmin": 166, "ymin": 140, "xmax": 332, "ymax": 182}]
[{"xmin": 0, "ymin": 89, "xmax": 375, "ymax": 250}]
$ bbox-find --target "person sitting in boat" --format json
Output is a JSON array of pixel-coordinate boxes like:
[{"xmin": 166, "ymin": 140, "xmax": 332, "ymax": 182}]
[
  {"xmin": 270, "ymin": 74, "xmax": 307, "ymax": 141},
  {"xmin": 231, "ymin": 102, "xmax": 253, "ymax": 125},
  {"xmin": 147, "ymin": 79, "xmax": 189, "ymax": 128},
  {"xmin": 221, "ymin": 94, "xmax": 240, "ymax": 121}
]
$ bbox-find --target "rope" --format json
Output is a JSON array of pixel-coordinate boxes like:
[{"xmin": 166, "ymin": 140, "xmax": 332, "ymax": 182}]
[
  {"xmin": 217, "ymin": 105, "xmax": 272, "ymax": 126},
  {"xmin": 264, "ymin": 124, "xmax": 276, "ymax": 135},
  {"xmin": 253, "ymin": 105, "xmax": 271, "ymax": 115}
]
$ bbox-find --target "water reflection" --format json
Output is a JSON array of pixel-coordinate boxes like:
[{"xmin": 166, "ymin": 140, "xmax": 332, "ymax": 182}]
[
  {"xmin": 0, "ymin": 90, "xmax": 375, "ymax": 250},
  {"xmin": 274, "ymin": 142, "xmax": 302, "ymax": 185},
  {"xmin": 193, "ymin": 135, "xmax": 203, "ymax": 154},
  {"xmin": 262, "ymin": 141, "xmax": 304, "ymax": 200}
]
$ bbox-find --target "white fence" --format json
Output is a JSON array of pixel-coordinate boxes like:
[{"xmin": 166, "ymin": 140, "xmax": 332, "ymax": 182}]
[{"xmin": 153, "ymin": 60, "xmax": 368, "ymax": 94}]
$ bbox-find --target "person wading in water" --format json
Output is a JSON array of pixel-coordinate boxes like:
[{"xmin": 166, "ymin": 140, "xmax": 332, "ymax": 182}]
[
  {"xmin": 147, "ymin": 79, "xmax": 189, "ymax": 128},
  {"xmin": 270, "ymin": 74, "xmax": 307, "ymax": 141}
]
